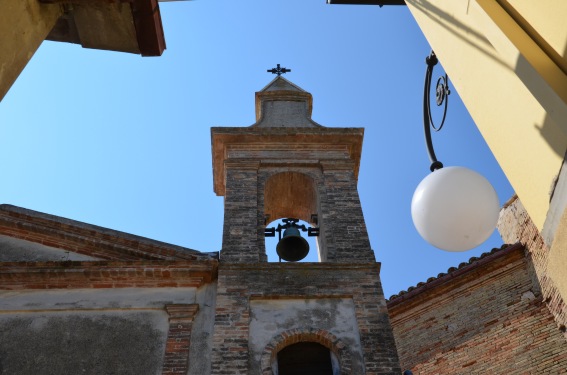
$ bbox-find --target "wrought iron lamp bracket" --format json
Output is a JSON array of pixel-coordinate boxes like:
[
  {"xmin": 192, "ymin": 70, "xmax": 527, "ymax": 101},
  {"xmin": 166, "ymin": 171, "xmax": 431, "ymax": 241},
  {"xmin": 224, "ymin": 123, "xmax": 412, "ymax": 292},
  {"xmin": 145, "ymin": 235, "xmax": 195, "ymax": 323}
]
[{"xmin": 423, "ymin": 51, "xmax": 451, "ymax": 172}]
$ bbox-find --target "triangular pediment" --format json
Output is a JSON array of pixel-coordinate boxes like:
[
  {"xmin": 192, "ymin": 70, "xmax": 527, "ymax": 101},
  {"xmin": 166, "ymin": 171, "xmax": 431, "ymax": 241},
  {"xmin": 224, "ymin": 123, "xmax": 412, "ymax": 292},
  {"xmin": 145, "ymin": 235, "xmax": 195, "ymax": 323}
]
[
  {"xmin": 0, "ymin": 234, "xmax": 100, "ymax": 262},
  {"xmin": 259, "ymin": 76, "xmax": 305, "ymax": 93},
  {"xmin": 0, "ymin": 205, "xmax": 216, "ymax": 262}
]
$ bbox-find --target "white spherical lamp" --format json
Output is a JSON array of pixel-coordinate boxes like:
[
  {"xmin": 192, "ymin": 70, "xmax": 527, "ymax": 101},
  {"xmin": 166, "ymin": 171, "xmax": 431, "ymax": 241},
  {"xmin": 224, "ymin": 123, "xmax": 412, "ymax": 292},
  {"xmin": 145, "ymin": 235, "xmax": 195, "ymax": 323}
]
[{"xmin": 411, "ymin": 166, "xmax": 500, "ymax": 251}]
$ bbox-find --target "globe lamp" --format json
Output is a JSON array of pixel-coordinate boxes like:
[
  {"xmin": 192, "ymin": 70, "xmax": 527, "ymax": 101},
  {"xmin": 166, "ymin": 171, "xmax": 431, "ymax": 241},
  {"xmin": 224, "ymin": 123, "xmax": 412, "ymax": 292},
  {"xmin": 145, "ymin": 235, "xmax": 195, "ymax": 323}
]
[
  {"xmin": 411, "ymin": 166, "xmax": 500, "ymax": 251},
  {"xmin": 414, "ymin": 51, "xmax": 501, "ymax": 251}
]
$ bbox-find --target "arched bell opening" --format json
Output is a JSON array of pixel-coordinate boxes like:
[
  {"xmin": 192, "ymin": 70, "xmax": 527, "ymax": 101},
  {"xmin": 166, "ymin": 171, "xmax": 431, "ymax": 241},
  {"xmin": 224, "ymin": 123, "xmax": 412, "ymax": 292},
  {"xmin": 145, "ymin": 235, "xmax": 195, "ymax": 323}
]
[
  {"xmin": 264, "ymin": 172, "xmax": 320, "ymax": 263},
  {"xmin": 264, "ymin": 172, "xmax": 318, "ymax": 225}
]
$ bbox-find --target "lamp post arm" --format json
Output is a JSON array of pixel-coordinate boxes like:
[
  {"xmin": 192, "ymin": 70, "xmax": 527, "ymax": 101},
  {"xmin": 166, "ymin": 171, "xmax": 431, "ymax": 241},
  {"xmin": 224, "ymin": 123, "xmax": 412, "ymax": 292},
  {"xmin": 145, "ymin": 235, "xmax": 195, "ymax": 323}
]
[{"xmin": 423, "ymin": 51, "xmax": 450, "ymax": 172}]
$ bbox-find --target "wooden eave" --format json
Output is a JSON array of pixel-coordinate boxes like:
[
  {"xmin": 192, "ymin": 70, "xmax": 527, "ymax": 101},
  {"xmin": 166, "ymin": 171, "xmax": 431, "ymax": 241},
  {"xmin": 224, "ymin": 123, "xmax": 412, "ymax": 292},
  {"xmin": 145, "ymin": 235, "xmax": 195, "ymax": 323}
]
[{"xmin": 43, "ymin": 0, "xmax": 165, "ymax": 56}]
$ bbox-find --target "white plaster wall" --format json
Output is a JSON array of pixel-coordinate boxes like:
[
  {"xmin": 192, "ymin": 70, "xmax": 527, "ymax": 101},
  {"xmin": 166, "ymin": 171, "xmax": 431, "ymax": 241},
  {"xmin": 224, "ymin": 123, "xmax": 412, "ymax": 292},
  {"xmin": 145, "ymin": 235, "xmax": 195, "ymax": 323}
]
[
  {"xmin": 0, "ymin": 235, "xmax": 100, "ymax": 261},
  {"xmin": 249, "ymin": 298, "xmax": 364, "ymax": 374},
  {"xmin": 0, "ymin": 287, "xmax": 197, "ymax": 310},
  {"xmin": 0, "ymin": 286, "xmax": 220, "ymax": 374},
  {"xmin": 189, "ymin": 282, "xmax": 218, "ymax": 375},
  {"xmin": 0, "ymin": 309, "xmax": 169, "ymax": 374}
]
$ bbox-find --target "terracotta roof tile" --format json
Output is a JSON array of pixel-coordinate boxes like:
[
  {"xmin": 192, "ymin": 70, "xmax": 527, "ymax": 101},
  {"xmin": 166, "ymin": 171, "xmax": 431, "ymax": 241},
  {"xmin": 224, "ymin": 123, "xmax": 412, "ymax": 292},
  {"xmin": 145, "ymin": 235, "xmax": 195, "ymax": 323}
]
[{"xmin": 387, "ymin": 243, "xmax": 523, "ymax": 302}]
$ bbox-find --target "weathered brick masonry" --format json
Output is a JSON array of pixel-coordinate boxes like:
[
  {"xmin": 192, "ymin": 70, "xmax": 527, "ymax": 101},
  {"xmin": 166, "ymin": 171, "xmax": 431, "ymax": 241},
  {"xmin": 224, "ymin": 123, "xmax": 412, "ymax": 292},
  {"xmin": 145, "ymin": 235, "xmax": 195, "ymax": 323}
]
[
  {"xmin": 164, "ymin": 304, "xmax": 200, "ymax": 375},
  {"xmin": 211, "ymin": 263, "xmax": 399, "ymax": 375},
  {"xmin": 0, "ymin": 204, "xmax": 218, "ymax": 375},
  {"xmin": 0, "ymin": 260, "xmax": 216, "ymax": 289},
  {"xmin": 498, "ymin": 195, "xmax": 567, "ymax": 332},
  {"xmin": 210, "ymin": 76, "xmax": 402, "ymax": 374},
  {"xmin": 388, "ymin": 244, "xmax": 567, "ymax": 374}
]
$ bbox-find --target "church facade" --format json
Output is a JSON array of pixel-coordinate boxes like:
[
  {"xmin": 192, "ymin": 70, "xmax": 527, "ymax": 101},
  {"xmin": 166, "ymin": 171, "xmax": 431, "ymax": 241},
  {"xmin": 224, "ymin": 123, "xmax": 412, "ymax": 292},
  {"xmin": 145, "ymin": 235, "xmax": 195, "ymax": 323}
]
[
  {"xmin": 0, "ymin": 77, "xmax": 400, "ymax": 375},
  {"xmin": 1, "ymin": 77, "xmax": 566, "ymax": 374}
]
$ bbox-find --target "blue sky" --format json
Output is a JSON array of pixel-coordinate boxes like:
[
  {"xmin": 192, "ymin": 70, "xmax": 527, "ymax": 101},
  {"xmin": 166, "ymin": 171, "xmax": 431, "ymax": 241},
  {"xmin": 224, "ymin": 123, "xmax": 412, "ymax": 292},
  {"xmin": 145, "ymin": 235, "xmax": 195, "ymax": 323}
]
[{"xmin": 0, "ymin": 0, "xmax": 514, "ymax": 297}]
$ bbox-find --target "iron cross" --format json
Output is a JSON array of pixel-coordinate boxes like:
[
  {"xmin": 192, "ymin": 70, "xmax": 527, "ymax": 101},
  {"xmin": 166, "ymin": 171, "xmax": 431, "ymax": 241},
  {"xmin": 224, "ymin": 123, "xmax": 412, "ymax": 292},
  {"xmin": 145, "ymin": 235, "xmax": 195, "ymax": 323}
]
[{"xmin": 267, "ymin": 64, "xmax": 291, "ymax": 76}]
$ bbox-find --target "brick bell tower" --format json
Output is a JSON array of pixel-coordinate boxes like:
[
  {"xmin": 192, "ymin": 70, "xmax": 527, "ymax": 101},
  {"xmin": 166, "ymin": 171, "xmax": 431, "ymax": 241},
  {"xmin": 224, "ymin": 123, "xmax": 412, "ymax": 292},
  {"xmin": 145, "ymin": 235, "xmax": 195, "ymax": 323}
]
[{"xmin": 210, "ymin": 74, "xmax": 401, "ymax": 374}]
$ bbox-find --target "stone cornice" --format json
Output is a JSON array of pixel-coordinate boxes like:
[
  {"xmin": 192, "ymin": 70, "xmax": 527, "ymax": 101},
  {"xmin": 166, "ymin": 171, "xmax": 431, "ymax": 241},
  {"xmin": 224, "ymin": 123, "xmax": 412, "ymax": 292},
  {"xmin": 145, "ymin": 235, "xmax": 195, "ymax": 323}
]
[
  {"xmin": 218, "ymin": 261, "xmax": 380, "ymax": 272},
  {"xmin": 211, "ymin": 127, "xmax": 364, "ymax": 196},
  {"xmin": 0, "ymin": 260, "xmax": 218, "ymax": 290},
  {"xmin": 165, "ymin": 303, "xmax": 200, "ymax": 322}
]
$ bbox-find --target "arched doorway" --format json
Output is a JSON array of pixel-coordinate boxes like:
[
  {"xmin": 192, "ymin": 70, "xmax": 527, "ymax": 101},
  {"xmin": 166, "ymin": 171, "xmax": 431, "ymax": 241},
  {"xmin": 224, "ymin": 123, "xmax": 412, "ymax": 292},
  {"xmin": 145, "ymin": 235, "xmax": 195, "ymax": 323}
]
[
  {"xmin": 260, "ymin": 328, "xmax": 352, "ymax": 375},
  {"xmin": 277, "ymin": 342, "xmax": 334, "ymax": 375}
]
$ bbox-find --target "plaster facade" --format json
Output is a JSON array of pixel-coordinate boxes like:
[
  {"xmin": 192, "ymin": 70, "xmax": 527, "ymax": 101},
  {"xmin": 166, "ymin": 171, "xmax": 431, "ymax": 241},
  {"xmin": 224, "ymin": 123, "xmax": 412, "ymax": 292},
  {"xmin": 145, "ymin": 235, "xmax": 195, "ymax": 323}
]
[
  {"xmin": 0, "ymin": 0, "xmax": 62, "ymax": 101},
  {"xmin": 0, "ymin": 78, "xmax": 401, "ymax": 374},
  {"xmin": 249, "ymin": 298, "xmax": 363, "ymax": 367},
  {"xmin": 0, "ymin": 311, "xmax": 169, "ymax": 375}
]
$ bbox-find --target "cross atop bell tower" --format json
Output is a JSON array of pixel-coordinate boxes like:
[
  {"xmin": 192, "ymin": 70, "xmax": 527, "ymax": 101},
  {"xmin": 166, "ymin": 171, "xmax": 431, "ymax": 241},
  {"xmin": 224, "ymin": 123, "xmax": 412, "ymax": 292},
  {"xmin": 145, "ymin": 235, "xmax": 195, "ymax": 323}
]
[
  {"xmin": 211, "ymin": 76, "xmax": 374, "ymax": 264},
  {"xmin": 266, "ymin": 63, "xmax": 291, "ymax": 76}
]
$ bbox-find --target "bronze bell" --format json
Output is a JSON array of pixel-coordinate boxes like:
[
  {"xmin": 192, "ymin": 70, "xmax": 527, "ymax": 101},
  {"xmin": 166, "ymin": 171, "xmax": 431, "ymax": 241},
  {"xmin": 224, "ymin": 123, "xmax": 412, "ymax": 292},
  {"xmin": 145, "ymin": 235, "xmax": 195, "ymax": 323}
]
[{"xmin": 276, "ymin": 226, "xmax": 310, "ymax": 262}]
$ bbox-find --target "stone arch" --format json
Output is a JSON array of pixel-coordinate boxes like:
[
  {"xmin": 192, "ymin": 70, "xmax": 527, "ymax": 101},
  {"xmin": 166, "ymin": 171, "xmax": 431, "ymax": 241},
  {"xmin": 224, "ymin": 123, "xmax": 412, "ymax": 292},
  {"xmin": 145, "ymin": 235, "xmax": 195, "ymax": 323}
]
[
  {"xmin": 264, "ymin": 171, "xmax": 318, "ymax": 225},
  {"xmin": 260, "ymin": 328, "xmax": 352, "ymax": 375}
]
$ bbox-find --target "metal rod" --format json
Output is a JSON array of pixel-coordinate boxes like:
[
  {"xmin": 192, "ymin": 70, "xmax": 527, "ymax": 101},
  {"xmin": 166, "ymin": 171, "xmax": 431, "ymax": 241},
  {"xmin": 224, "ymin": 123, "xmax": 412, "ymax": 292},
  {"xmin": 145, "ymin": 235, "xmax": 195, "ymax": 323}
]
[{"xmin": 423, "ymin": 51, "xmax": 449, "ymax": 172}]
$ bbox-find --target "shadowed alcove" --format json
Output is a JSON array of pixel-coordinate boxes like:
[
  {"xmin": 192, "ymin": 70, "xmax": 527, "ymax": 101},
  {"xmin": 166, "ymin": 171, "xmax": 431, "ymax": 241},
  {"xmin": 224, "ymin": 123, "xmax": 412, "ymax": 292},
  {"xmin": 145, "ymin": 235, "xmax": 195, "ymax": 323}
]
[
  {"xmin": 264, "ymin": 172, "xmax": 317, "ymax": 225},
  {"xmin": 264, "ymin": 172, "xmax": 320, "ymax": 262},
  {"xmin": 277, "ymin": 342, "xmax": 334, "ymax": 375}
]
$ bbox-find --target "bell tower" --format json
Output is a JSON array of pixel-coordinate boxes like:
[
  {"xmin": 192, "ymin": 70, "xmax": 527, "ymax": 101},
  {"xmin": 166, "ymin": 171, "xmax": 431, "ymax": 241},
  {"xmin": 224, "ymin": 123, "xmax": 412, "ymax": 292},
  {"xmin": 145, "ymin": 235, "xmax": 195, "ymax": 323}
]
[{"xmin": 210, "ymin": 74, "xmax": 401, "ymax": 374}]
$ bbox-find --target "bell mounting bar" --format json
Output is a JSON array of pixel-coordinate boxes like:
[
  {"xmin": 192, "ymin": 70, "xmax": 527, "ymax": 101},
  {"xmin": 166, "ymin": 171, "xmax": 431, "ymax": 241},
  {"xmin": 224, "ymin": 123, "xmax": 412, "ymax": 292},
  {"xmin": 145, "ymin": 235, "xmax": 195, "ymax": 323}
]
[{"xmin": 264, "ymin": 218, "xmax": 320, "ymax": 240}]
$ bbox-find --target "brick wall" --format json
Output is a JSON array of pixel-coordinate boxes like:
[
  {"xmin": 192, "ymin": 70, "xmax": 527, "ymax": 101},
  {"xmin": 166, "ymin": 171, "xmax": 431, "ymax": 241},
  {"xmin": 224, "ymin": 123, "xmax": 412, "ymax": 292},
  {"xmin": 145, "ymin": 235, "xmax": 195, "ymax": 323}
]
[
  {"xmin": 0, "ymin": 260, "xmax": 217, "ymax": 289},
  {"xmin": 212, "ymin": 125, "xmax": 373, "ymax": 265},
  {"xmin": 220, "ymin": 161, "xmax": 376, "ymax": 264},
  {"xmin": 319, "ymin": 164, "xmax": 375, "ymax": 263},
  {"xmin": 388, "ymin": 245, "xmax": 567, "ymax": 374},
  {"xmin": 257, "ymin": 165, "xmax": 375, "ymax": 263},
  {"xmin": 211, "ymin": 85, "xmax": 399, "ymax": 374},
  {"xmin": 221, "ymin": 164, "xmax": 266, "ymax": 263},
  {"xmin": 210, "ymin": 263, "xmax": 401, "ymax": 375},
  {"xmin": 163, "ymin": 304, "xmax": 200, "ymax": 375},
  {"xmin": 498, "ymin": 195, "xmax": 567, "ymax": 333}
]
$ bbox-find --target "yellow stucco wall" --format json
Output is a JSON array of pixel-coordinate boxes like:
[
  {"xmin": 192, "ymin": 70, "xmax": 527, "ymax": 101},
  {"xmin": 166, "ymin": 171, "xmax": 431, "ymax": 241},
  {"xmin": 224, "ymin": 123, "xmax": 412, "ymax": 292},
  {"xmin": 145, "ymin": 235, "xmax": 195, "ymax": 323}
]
[
  {"xmin": 0, "ymin": 0, "xmax": 62, "ymax": 102},
  {"xmin": 505, "ymin": 0, "xmax": 567, "ymax": 69},
  {"xmin": 405, "ymin": 0, "xmax": 567, "ymax": 231}
]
